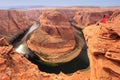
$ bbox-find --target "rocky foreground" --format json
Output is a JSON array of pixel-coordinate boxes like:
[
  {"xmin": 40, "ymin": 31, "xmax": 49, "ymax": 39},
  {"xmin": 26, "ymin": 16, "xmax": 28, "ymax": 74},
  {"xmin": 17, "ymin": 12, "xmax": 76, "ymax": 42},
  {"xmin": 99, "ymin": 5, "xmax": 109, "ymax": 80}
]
[
  {"xmin": 83, "ymin": 10, "xmax": 120, "ymax": 80},
  {"xmin": 0, "ymin": 37, "xmax": 89, "ymax": 80},
  {"xmin": 0, "ymin": 7, "xmax": 120, "ymax": 80}
]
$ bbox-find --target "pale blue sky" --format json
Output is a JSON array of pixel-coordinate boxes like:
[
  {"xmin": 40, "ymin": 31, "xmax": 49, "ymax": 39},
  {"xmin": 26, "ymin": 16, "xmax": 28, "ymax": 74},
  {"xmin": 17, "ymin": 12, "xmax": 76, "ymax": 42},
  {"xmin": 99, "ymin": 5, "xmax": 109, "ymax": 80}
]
[{"xmin": 0, "ymin": 0, "xmax": 120, "ymax": 8}]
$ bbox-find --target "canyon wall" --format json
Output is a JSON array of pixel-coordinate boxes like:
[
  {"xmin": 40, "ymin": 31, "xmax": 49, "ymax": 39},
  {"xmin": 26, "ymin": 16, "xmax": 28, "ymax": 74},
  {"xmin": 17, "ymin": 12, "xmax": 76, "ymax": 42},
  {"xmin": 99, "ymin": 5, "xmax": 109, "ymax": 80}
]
[
  {"xmin": 0, "ymin": 10, "xmax": 31, "ymax": 42},
  {"xmin": 73, "ymin": 10, "xmax": 113, "ymax": 27},
  {"xmin": 83, "ymin": 10, "xmax": 120, "ymax": 80},
  {"xmin": 0, "ymin": 7, "xmax": 120, "ymax": 80},
  {"xmin": 0, "ymin": 7, "xmax": 118, "ymax": 42},
  {"xmin": 0, "ymin": 37, "xmax": 90, "ymax": 80}
]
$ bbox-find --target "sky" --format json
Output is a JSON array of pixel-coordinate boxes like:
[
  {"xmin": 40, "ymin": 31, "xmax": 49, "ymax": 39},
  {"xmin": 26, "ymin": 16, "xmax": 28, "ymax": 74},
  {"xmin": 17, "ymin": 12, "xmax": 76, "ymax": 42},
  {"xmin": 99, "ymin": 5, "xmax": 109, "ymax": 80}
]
[{"xmin": 0, "ymin": 0, "xmax": 120, "ymax": 8}]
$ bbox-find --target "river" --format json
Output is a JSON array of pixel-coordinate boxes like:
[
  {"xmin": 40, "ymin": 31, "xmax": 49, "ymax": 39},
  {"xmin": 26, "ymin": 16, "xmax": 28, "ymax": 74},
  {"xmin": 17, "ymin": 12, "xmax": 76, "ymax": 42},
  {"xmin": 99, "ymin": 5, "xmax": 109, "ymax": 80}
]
[{"xmin": 12, "ymin": 21, "xmax": 89, "ymax": 74}]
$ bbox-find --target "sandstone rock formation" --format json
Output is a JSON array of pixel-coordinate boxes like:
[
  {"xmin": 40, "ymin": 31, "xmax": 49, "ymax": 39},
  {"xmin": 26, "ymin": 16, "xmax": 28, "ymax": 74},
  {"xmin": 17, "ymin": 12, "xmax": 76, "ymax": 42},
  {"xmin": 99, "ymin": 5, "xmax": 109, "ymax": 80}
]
[
  {"xmin": 0, "ymin": 7, "xmax": 118, "ymax": 43},
  {"xmin": 73, "ymin": 10, "xmax": 113, "ymax": 27},
  {"xmin": 27, "ymin": 11, "xmax": 84, "ymax": 63},
  {"xmin": 0, "ymin": 10, "xmax": 31, "ymax": 42},
  {"xmin": 0, "ymin": 38, "xmax": 42, "ymax": 80},
  {"xmin": 83, "ymin": 10, "xmax": 120, "ymax": 80},
  {"xmin": 0, "ymin": 7, "xmax": 120, "ymax": 80},
  {"xmin": 0, "ymin": 37, "xmax": 90, "ymax": 80}
]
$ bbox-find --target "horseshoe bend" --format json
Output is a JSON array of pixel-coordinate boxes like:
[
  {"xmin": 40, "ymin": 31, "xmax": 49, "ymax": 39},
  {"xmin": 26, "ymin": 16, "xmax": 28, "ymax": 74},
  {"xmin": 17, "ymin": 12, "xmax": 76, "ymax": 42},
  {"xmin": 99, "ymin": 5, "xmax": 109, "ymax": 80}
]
[
  {"xmin": 27, "ymin": 11, "xmax": 84, "ymax": 64},
  {"xmin": 0, "ymin": 7, "xmax": 120, "ymax": 80}
]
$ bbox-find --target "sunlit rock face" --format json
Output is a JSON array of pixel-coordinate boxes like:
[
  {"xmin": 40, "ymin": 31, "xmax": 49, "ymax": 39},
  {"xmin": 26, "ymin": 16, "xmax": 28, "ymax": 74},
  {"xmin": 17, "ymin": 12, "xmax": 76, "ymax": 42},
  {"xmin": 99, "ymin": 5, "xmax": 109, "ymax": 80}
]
[
  {"xmin": 27, "ymin": 11, "xmax": 83, "ymax": 63},
  {"xmin": 0, "ymin": 38, "xmax": 42, "ymax": 80},
  {"xmin": 0, "ymin": 37, "xmax": 89, "ymax": 80},
  {"xmin": 0, "ymin": 10, "xmax": 31, "ymax": 42},
  {"xmin": 73, "ymin": 10, "xmax": 113, "ymax": 27},
  {"xmin": 0, "ymin": 38, "xmax": 89, "ymax": 80},
  {"xmin": 83, "ymin": 10, "xmax": 120, "ymax": 80},
  {"xmin": 0, "ymin": 8, "xmax": 117, "ymax": 43}
]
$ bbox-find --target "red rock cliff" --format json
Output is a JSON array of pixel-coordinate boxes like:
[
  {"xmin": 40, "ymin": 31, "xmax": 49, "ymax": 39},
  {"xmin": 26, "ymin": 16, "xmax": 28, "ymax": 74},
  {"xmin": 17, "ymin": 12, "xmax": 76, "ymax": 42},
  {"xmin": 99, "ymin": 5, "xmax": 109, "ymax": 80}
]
[
  {"xmin": 0, "ymin": 38, "xmax": 42, "ymax": 80},
  {"xmin": 83, "ymin": 10, "xmax": 120, "ymax": 80},
  {"xmin": 73, "ymin": 10, "xmax": 113, "ymax": 27},
  {"xmin": 0, "ymin": 7, "xmax": 120, "ymax": 80},
  {"xmin": 0, "ymin": 7, "xmax": 118, "ymax": 42},
  {"xmin": 0, "ymin": 10, "xmax": 31, "ymax": 42},
  {"xmin": 0, "ymin": 37, "xmax": 90, "ymax": 80},
  {"xmin": 27, "ymin": 10, "xmax": 77, "ymax": 63}
]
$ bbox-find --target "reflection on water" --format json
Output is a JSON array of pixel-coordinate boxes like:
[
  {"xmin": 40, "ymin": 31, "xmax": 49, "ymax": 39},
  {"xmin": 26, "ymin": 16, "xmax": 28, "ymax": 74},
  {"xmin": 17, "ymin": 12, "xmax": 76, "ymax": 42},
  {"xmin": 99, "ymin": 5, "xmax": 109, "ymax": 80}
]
[
  {"xmin": 15, "ymin": 43, "xmax": 30, "ymax": 55},
  {"xmin": 13, "ymin": 21, "xmax": 40, "ymax": 56},
  {"xmin": 15, "ymin": 43, "xmax": 26, "ymax": 55}
]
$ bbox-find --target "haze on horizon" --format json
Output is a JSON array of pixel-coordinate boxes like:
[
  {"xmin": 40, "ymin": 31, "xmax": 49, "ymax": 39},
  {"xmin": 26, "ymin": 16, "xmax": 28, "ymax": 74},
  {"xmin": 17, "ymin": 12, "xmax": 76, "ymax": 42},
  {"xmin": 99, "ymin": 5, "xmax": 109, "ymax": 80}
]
[{"xmin": 0, "ymin": 0, "xmax": 120, "ymax": 9}]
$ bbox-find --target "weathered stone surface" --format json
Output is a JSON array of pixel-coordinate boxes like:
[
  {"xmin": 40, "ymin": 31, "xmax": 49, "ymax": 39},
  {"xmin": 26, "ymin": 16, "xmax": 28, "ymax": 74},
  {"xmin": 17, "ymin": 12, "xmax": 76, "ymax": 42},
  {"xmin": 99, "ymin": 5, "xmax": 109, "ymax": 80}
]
[
  {"xmin": 0, "ymin": 10, "xmax": 31, "ymax": 42},
  {"xmin": 0, "ymin": 7, "xmax": 120, "ymax": 80},
  {"xmin": 0, "ymin": 7, "xmax": 118, "ymax": 43},
  {"xmin": 0, "ymin": 37, "xmax": 90, "ymax": 80},
  {"xmin": 0, "ymin": 38, "xmax": 42, "ymax": 80},
  {"xmin": 83, "ymin": 10, "xmax": 120, "ymax": 80},
  {"xmin": 27, "ymin": 11, "xmax": 78, "ymax": 63},
  {"xmin": 73, "ymin": 10, "xmax": 113, "ymax": 27}
]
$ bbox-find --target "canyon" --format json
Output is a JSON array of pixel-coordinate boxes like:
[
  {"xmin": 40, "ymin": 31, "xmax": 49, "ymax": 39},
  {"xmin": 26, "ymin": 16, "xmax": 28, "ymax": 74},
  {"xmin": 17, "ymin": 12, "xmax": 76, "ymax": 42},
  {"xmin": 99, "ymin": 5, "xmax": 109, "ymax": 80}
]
[{"xmin": 0, "ymin": 7, "xmax": 120, "ymax": 80}]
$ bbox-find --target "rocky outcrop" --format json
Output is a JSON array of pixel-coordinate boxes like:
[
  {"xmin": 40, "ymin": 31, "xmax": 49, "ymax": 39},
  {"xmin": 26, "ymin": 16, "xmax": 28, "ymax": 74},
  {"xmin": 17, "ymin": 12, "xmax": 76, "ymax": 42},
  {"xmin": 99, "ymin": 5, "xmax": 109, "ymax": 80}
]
[
  {"xmin": 73, "ymin": 10, "xmax": 113, "ymax": 27},
  {"xmin": 83, "ymin": 10, "xmax": 120, "ymax": 80},
  {"xmin": 27, "ymin": 11, "xmax": 84, "ymax": 63},
  {"xmin": 0, "ymin": 37, "xmax": 90, "ymax": 80},
  {"xmin": 0, "ymin": 10, "xmax": 32, "ymax": 42},
  {"xmin": 0, "ymin": 7, "xmax": 120, "ymax": 80},
  {"xmin": 0, "ymin": 38, "xmax": 42, "ymax": 80},
  {"xmin": 0, "ymin": 7, "xmax": 118, "ymax": 43}
]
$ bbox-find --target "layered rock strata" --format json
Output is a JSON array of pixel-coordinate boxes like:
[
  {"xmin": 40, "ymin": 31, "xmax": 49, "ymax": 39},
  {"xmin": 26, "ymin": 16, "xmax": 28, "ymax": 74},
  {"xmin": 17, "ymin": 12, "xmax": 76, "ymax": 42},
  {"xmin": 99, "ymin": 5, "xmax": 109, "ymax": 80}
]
[
  {"xmin": 0, "ymin": 37, "xmax": 90, "ymax": 80},
  {"xmin": 27, "ymin": 11, "xmax": 84, "ymax": 63},
  {"xmin": 0, "ymin": 38, "xmax": 42, "ymax": 80},
  {"xmin": 0, "ymin": 7, "xmax": 118, "ymax": 42},
  {"xmin": 83, "ymin": 11, "xmax": 120, "ymax": 80},
  {"xmin": 73, "ymin": 11, "xmax": 113, "ymax": 27},
  {"xmin": 0, "ymin": 10, "xmax": 31, "ymax": 42}
]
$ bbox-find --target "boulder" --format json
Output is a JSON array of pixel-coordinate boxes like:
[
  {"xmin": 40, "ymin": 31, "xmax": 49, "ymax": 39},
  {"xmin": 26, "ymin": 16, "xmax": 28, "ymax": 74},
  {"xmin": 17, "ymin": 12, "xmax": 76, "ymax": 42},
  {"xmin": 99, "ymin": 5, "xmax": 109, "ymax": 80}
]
[{"xmin": 83, "ymin": 10, "xmax": 120, "ymax": 80}]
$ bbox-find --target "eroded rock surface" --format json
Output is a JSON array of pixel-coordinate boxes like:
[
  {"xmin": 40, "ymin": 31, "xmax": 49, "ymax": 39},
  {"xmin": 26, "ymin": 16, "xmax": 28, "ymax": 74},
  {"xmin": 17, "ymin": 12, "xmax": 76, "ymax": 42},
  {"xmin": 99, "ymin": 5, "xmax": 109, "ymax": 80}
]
[
  {"xmin": 27, "ymin": 11, "xmax": 81, "ymax": 63},
  {"xmin": 73, "ymin": 10, "xmax": 113, "ymax": 27},
  {"xmin": 0, "ymin": 38, "xmax": 42, "ymax": 80},
  {"xmin": 83, "ymin": 10, "xmax": 120, "ymax": 80},
  {"xmin": 0, "ymin": 37, "xmax": 90, "ymax": 80},
  {"xmin": 0, "ymin": 10, "xmax": 31, "ymax": 42},
  {"xmin": 0, "ymin": 7, "xmax": 118, "ymax": 43},
  {"xmin": 0, "ymin": 7, "xmax": 120, "ymax": 80}
]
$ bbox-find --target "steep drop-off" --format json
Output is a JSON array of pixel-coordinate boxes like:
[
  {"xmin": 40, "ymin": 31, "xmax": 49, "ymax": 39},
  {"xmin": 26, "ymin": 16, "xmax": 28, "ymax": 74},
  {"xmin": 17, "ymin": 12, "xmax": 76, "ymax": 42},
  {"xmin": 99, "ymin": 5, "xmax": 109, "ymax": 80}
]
[
  {"xmin": 83, "ymin": 10, "xmax": 120, "ymax": 80},
  {"xmin": 0, "ymin": 7, "xmax": 120, "ymax": 80},
  {"xmin": 0, "ymin": 7, "xmax": 118, "ymax": 43}
]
